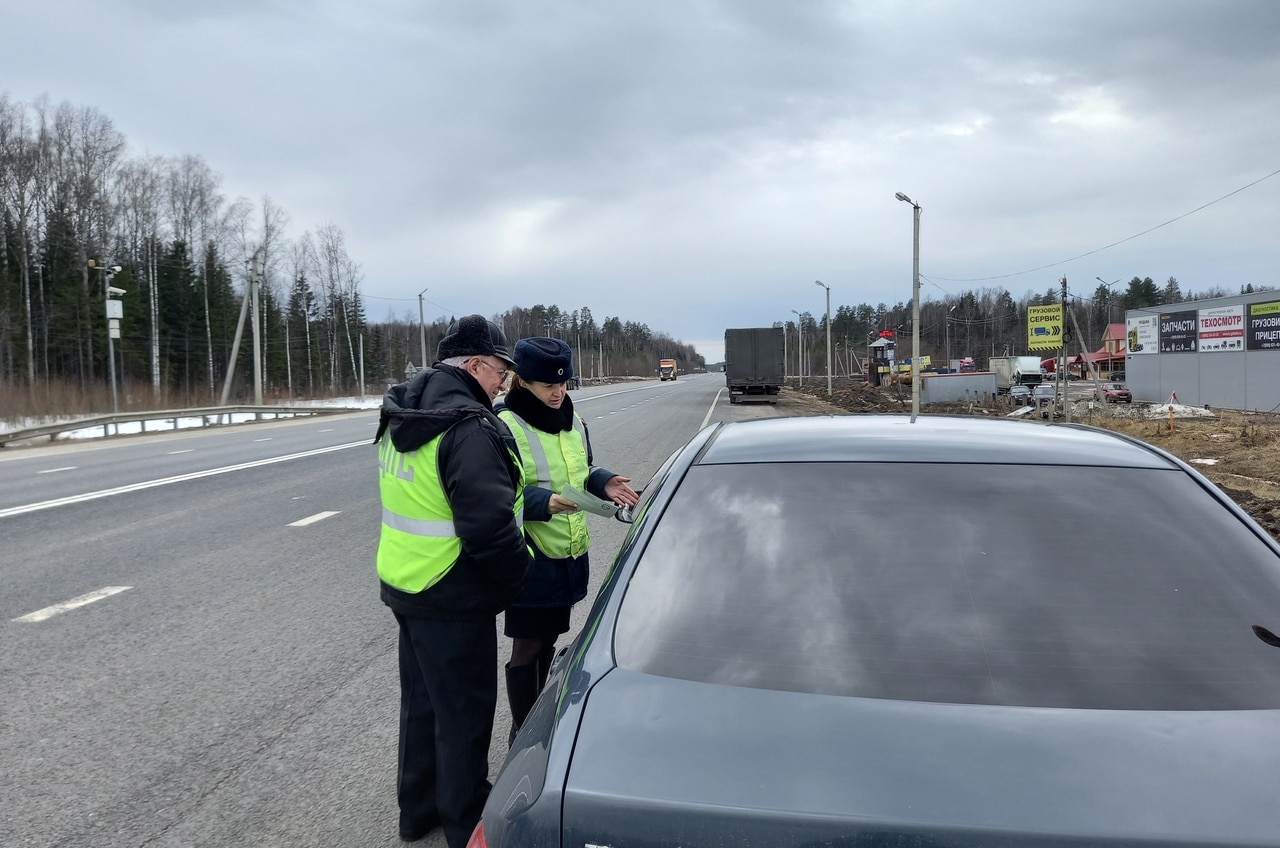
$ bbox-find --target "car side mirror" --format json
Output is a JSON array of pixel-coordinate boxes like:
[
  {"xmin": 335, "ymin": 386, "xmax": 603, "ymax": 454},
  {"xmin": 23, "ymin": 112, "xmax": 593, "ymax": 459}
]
[{"xmin": 615, "ymin": 491, "xmax": 642, "ymax": 524}]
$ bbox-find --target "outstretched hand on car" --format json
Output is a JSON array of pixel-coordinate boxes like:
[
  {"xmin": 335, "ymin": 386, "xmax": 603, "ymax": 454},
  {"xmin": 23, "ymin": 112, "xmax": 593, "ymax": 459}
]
[{"xmin": 604, "ymin": 475, "xmax": 640, "ymax": 507}]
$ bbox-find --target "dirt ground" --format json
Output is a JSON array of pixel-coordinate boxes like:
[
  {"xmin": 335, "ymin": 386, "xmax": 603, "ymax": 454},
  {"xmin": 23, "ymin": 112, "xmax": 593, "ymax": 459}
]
[{"xmin": 779, "ymin": 377, "xmax": 1280, "ymax": 543}]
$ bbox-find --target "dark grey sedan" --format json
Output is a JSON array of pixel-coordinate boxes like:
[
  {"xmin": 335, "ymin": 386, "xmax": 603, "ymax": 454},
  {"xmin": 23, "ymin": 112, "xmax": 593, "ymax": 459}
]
[{"xmin": 473, "ymin": 415, "xmax": 1280, "ymax": 848}]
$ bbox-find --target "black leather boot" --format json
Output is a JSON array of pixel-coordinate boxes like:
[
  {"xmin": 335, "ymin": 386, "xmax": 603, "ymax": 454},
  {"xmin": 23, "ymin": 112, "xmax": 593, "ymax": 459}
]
[
  {"xmin": 536, "ymin": 642, "xmax": 558, "ymax": 689},
  {"xmin": 505, "ymin": 662, "xmax": 540, "ymax": 745}
]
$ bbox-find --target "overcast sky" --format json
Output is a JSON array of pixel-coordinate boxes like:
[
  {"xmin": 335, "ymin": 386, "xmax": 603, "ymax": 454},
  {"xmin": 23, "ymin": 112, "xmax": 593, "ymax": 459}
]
[{"xmin": 6, "ymin": 0, "xmax": 1279, "ymax": 363}]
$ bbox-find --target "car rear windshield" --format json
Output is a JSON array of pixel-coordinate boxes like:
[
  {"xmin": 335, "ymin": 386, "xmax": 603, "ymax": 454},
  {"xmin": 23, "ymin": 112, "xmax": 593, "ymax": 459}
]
[{"xmin": 613, "ymin": 462, "xmax": 1280, "ymax": 710}]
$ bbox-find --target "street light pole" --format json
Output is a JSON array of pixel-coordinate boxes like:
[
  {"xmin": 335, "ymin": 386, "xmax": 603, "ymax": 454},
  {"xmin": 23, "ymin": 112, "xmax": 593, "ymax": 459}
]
[
  {"xmin": 790, "ymin": 309, "xmax": 803, "ymax": 387},
  {"xmin": 1095, "ymin": 276, "xmax": 1121, "ymax": 334},
  {"xmin": 815, "ymin": 280, "xmax": 831, "ymax": 396},
  {"xmin": 895, "ymin": 192, "xmax": 922, "ymax": 422},
  {"xmin": 417, "ymin": 286, "xmax": 429, "ymax": 370},
  {"xmin": 782, "ymin": 321, "xmax": 787, "ymax": 379}
]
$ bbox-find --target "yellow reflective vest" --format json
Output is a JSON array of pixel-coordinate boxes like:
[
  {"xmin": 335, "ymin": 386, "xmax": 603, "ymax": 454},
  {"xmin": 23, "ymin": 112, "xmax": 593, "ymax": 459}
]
[
  {"xmin": 499, "ymin": 409, "xmax": 591, "ymax": 559},
  {"xmin": 377, "ymin": 427, "xmax": 524, "ymax": 593}
]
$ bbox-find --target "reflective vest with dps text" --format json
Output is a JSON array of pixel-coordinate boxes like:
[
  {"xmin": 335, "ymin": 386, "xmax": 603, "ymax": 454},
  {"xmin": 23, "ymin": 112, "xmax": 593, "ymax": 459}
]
[{"xmin": 376, "ymin": 428, "xmax": 523, "ymax": 592}]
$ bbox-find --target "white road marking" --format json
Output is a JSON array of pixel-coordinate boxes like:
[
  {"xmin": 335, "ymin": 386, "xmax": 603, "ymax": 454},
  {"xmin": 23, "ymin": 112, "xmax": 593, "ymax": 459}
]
[
  {"xmin": 0, "ymin": 441, "xmax": 369, "ymax": 519},
  {"xmin": 168, "ymin": 449, "xmax": 193, "ymax": 455},
  {"xmin": 255, "ymin": 438, "xmax": 272, "ymax": 442},
  {"xmin": 701, "ymin": 388, "xmax": 726, "ymax": 428},
  {"xmin": 289, "ymin": 510, "xmax": 340, "ymax": 526},
  {"xmin": 38, "ymin": 467, "xmax": 77, "ymax": 474},
  {"xmin": 14, "ymin": 586, "xmax": 133, "ymax": 623}
]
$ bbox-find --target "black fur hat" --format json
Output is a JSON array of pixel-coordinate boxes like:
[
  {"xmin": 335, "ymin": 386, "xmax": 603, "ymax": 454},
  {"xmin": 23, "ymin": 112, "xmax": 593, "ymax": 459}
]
[
  {"xmin": 514, "ymin": 337, "xmax": 574, "ymax": 383},
  {"xmin": 437, "ymin": 315, "xmax": 516, "ymax": 366}
]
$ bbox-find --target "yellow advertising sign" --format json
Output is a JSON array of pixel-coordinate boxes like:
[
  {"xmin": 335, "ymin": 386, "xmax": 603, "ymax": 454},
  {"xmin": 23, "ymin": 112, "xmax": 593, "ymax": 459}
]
[{"xmin": 1027, "ymin": 304, "xmax": 1064, "ymax": 350}]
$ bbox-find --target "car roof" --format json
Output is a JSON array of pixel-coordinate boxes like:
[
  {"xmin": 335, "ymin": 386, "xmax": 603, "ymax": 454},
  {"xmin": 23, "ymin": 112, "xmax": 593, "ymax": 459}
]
[{"xmin": 695, "ymin": 414, "xmax": 1174, "ymax": 469}]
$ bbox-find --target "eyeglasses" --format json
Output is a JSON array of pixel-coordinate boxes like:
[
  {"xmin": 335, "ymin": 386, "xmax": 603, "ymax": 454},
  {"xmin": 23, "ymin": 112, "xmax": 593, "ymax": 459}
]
[{"xmin": 476, "ymin": 359, "xmax": 509, "ymax": 382}]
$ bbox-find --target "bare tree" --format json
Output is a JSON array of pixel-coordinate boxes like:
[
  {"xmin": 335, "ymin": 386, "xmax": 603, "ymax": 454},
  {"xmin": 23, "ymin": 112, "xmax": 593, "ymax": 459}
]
[
  {"xmin": 315, "ymin": 223, "xmax": 362, "ymax": 392},
  {"xmin": 118, "ymin": 155, "xmax": 166, "ymax": 396},
  {"xmin": 165, "ymin": 154, "xmax": 225, "ymax": 399},
  {"xmin": 0, "ymin": 95, "xmax": 43, "ymax": 389},
  {"xmin": 285, "ymin": 232, "xmax": 318, "ymax": 395},
  {"xmin": 47, "ymin": 101, "xmax": 125, "ymax": 390}
]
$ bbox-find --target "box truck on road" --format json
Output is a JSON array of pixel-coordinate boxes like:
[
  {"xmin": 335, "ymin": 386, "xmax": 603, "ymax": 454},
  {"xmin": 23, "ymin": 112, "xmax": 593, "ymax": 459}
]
[{"xmin": 724, "ymin": 327, "xmax": 785, "ymax": 404}]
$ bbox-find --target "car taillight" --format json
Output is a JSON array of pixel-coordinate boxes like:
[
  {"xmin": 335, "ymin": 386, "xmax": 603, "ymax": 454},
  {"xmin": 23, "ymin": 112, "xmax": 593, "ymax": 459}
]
[{"xmin": 466, "ymin": 821, "xmax": 489, "ymax": 848}]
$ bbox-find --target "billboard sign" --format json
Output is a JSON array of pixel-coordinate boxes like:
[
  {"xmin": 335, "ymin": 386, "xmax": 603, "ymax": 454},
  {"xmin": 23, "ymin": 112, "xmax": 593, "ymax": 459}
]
[
  {"xmin": 1246, "ymin": 300, "xmax": 1280, "ymax": 351},
  {"xmin": 1198, "ymin": 304, "xmax": 1245, "ymax": 352},
  {"xmin": 1126, "ymin": 315, "xmax": 1157, "ymax": 355},
  {"xmin": 1159, "ymin": 310, "xmax": 1198, "ymax": 353}
]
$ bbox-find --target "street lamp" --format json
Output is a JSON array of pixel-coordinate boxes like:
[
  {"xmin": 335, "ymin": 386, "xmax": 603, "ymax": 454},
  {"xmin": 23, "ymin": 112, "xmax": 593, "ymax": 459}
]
[
  {"xmin": 1095, "ymin": 276, "xmax": 1121, "ymax": 329},
  {"xmin": 790, "ymin": 309, "xmax": 803, "ymax": 386},
  {"xmin": 90, "ymin": 259, "xmax": 125, "ymax": 414},
  {"xmin": 1094, "ymin": 276, "xmax": 1122, "ymax": 380},
  {"xmin": 895, "ymin": 192, "xmax": 922, "ymax": 422},
  {"xmin": 815, "ymin": 280, "xmax": 831, "ymax": 396},
  {"xmin": 781, "ymin": 320, "xmax": 788, "ymax": 379},
  {"xmin": 417, "ymin": 286, "xmax": 430, "ymax": 371}
]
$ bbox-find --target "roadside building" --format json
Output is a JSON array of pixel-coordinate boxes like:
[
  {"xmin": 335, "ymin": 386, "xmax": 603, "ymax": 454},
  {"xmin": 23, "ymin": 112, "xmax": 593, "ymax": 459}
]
[{"xmin": 1103, "ymin": 291, "xmax": 1280, "ymax": 411}]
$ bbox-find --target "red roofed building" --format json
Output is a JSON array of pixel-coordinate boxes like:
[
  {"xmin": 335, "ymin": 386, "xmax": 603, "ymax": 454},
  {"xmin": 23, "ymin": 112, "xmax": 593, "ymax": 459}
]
[{"xmin": 1071, "ymin": 322, "xmax": 1127, "ymax": 377}]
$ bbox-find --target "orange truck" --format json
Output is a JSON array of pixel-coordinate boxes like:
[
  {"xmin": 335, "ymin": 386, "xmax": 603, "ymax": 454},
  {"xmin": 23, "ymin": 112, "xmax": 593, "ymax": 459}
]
[{"xmin": 659, "ymin": 359, "xmax": 678, "ymax": 381}]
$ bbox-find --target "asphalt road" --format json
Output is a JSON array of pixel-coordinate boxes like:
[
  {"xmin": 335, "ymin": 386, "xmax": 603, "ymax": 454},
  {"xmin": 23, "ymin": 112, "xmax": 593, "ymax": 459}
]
[{"xmin": 0, "ymin": 372, "xmax": 791, "ymax": 847}]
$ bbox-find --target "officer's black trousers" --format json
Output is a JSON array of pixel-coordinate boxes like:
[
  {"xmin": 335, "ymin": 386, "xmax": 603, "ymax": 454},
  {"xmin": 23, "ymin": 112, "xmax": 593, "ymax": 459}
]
[{"xmin": 394, "ymin": 612, "xmax": 497, "ymax": 848}]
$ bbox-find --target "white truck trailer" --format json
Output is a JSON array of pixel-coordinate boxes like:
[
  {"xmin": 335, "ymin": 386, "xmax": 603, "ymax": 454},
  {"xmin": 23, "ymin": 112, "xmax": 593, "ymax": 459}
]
[{"xmin": 989, "ymin": 355, "xmax": 1045, "ymax": 395}]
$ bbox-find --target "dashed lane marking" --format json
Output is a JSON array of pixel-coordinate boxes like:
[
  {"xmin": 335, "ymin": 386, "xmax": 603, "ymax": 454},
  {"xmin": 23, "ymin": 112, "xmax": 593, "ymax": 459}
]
[
  {"xmin": 289, "ymin": 511, "xmax": 341, "ymax": 527},
  {"xmin": 13, "ymin": 586, "xmax": 133, "ymax": 623}
]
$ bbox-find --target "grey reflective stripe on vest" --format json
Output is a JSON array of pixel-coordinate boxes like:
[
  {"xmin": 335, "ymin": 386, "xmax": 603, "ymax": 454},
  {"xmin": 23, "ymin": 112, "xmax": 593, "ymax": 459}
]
[
  {"xmin": 508, "ymin": 414, "xmax": 590, "ymax": 487},
  {"xmin": 509, "ymin": 416, "xmax": 552, "ymax": 486},
  {"xmin": 381, "ymin": 507, "xmax": 456, "ymax": 537},
  {"xmin": 381, "ymin": 506, "xmax": 523, "ymax": 534}
]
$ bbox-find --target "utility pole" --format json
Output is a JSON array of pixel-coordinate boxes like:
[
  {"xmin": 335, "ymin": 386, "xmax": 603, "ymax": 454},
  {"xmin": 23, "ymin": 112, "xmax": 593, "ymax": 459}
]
[
  {"xmin": 791, "ymin": 309, "xmax": 803, "ymax": 386},
  {"xmin": 1061, "ymin": 276, "xmax": 1070, "ymax": 423},
  {"xmin": 782, "ymin": 321, "xmax": 787, "ymax": 379},
  {"xmin": 417, "ymin": 287, "xmax": 429, "ymax": 370},
  {"xmin": 816, "ymin": 280, "xmax": 832, "ymax": 397},
  {"xmin": 221, "ymin": 249, "xmax": 264, "ymax": 406},
  {"xmin": 90, "ymin": 259, "xmax": 126, "ymax": 414},
  {"xmin": 251, "ymin": 252, "xmax": 262, "ymax": 405}
]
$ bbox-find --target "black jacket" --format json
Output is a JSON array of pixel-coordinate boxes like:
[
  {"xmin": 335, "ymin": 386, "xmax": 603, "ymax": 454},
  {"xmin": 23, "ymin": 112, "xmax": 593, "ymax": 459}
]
[{"xmin": 375, "ymin": 363, "xmax": 530, "ymax": 619}]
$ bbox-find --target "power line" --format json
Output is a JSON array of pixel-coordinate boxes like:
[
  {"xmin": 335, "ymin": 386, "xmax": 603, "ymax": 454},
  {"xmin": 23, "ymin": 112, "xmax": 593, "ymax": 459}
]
[{"xmin": 930, "ymin": 166, "xmax": 1280, "ymax": 283}]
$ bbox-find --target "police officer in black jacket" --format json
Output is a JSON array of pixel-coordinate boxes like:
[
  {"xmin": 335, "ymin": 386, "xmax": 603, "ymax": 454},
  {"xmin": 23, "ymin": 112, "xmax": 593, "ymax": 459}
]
[{"xmin": 375, "ymin": 314, "xmax": 531, "ymax": 846}]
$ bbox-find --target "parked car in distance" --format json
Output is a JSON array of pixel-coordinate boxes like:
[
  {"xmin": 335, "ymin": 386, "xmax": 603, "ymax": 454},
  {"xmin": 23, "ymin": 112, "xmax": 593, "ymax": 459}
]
[
  {"xmin": 1007, "ymin": 384, "xmax": 1032, "ymax": 405},
  {"xmin": 1096, "ymin": 382, "xmax": 1132, "ymax": 403},
  {"xmin": 1031, "ymin": 383, "xmax": 1056, "ymax": 402},
  {"xmin": 1109, "ymin": 370, "xmax": 1126, "ymax": 381},
  {"xmin": 474, "ymin": 415, "xmax": 1280, "ymax": 848},
  {"xmin": 1031, "ymin": 383, "xmax": 1058, "ymax": 417}
]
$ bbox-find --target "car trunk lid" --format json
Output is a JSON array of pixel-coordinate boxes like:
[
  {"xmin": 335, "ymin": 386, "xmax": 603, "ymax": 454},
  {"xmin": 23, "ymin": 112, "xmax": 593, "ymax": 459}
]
[{"xmin": 562, "ymin": 669, "xmax": 1280, "ymax": 847}]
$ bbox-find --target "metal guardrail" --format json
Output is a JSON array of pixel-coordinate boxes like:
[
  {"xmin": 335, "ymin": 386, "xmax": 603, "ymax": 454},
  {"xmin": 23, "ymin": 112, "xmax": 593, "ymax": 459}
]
[{"xmin": 0, "ymin": 404, "xmax": 370, "ymax": 447}]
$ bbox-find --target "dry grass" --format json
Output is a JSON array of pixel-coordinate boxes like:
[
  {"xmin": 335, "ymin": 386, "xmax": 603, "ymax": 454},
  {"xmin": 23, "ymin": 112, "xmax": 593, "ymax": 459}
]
[{"xmin": 0, "ymin": 380, "xmax": 117, "ymax": 424}]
